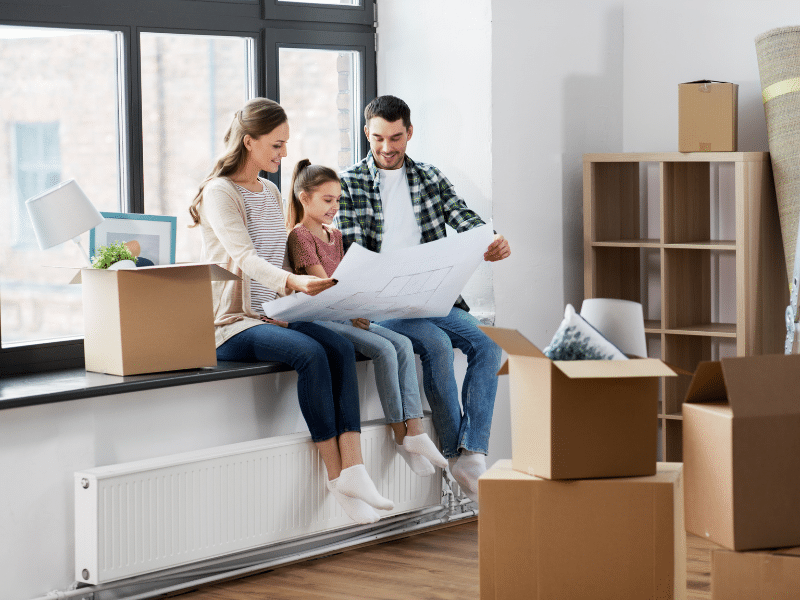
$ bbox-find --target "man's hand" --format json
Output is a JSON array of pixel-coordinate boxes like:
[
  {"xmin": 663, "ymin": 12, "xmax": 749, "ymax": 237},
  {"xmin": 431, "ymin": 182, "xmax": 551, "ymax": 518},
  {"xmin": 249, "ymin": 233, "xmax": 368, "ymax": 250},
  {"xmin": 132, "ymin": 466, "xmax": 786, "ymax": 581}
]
[
  {"xmin": 286, "ymin": 273, "xmax": 337, "ymax": 296},
  {"xmin": 484, "ymin": 233, "xmax": 511, "ymax": 262},
  {"xmin": 260, "ymin": 316, "xmax": 288, "ymax": 328},
  {"xmin": 351, "ymin": 318, "xmax": 370, "ymax": 330}
]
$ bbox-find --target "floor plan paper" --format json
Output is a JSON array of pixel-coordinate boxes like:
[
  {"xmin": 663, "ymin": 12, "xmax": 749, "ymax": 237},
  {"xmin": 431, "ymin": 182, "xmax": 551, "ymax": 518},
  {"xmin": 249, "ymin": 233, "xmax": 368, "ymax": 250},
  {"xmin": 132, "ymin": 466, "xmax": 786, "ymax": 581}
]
[{"xmin": 263, "ymin": 224, "xmax": 493, "ymax": 322}]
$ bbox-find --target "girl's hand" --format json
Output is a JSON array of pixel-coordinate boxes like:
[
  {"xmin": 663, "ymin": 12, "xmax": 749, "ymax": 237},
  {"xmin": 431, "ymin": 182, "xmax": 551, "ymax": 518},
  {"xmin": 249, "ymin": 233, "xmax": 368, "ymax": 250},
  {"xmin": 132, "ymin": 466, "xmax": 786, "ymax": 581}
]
[
  {"xmin": 261, "ymin": 316, "xmax": 288, "ymax": 328},
  {"xmin": 286, "ymin": 273, "xmax": 337, "ymax": 296},
  {"xmin": 351, "ymin": 318, "xmax": 370, "ymax": 330}
]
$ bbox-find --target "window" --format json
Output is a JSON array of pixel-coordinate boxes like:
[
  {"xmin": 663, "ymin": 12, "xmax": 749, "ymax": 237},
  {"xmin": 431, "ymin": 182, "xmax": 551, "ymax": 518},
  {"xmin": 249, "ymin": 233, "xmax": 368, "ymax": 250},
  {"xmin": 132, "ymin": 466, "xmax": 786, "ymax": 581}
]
[{"xmin": 0, "ymin": 1, "xmax": 376, "ymax": 375}]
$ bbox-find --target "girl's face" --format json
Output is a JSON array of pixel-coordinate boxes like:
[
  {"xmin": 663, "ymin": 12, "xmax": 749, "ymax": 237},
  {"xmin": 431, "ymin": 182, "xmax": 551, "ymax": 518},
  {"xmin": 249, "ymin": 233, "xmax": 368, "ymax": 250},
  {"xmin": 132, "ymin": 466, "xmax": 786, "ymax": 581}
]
[
  {"xmin": 243, "ymin": 121, "xmax": 289, "ymax": 173},
  {"xmin": 301, "ymin": 180, "xmax": 341, "ymax": 227}
]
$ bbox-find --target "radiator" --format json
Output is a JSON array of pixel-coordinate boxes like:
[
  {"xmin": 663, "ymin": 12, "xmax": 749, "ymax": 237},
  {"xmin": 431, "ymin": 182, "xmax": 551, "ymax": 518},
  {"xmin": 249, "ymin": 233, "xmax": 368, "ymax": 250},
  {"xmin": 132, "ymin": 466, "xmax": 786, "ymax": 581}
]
[{"xmin": 74, "ymin": 418, "xmax": 442, "ymax": 585}]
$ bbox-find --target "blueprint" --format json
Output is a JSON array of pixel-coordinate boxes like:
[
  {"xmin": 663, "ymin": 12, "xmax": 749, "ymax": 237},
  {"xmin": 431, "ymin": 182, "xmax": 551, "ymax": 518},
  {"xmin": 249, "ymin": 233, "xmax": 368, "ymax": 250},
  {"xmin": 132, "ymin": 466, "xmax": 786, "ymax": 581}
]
[{"xmin": 262, "ymin": 224, "xmax": 494, "ymax": 322}]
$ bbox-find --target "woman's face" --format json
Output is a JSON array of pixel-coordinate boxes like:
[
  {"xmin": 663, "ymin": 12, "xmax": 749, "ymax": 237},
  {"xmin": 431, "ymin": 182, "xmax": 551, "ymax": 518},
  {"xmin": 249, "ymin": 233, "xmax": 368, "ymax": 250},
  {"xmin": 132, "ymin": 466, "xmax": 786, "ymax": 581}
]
[{"xmin": 244, "ymin": 121, "xmax": 289, "ymax": 173}]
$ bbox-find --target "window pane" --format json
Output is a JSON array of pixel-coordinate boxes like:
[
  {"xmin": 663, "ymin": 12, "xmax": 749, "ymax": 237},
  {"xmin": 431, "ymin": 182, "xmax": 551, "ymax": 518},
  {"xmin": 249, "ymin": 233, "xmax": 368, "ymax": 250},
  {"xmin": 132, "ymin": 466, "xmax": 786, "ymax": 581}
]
[
  {"xmin": 279, "ymin": 47, "xmax": 361, "ymax": 193},
  {"xmin": 0, "ymin": 26, "xmax": 124, "ymax": 347},
  {"xmin": 140, "ymin": 33, "xmax": 254, "ymax": 263}
]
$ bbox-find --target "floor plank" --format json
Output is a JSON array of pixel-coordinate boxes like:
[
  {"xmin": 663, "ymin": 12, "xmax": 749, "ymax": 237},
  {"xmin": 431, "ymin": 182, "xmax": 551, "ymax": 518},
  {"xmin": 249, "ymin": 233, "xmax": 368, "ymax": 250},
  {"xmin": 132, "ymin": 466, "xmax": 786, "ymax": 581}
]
[{"xmin": 172, "ymin": 522, "xmax": 719, "ymax": 600}]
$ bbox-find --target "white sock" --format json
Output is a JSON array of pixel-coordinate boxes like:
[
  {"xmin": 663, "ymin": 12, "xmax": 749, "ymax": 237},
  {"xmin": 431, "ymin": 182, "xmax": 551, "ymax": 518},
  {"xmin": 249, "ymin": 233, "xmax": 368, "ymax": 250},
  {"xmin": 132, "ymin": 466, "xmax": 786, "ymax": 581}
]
[
  {"xmin": 402, "ymin": 433, "xmax": 449, "ymax": 469},
  {"xmin": 450, "ymin": 451, "xmax": 486, "ymax": 495},
  {"xmin": 397, "ymin": 442, "xmax": 435, "ymax": 476},
  {"xmin": 327, "ymin": 478, "xmax": 380, "ymax": 524},
  {"xmin": 336, "ymin": 464, "xmax": 395, "ymax": 511}
]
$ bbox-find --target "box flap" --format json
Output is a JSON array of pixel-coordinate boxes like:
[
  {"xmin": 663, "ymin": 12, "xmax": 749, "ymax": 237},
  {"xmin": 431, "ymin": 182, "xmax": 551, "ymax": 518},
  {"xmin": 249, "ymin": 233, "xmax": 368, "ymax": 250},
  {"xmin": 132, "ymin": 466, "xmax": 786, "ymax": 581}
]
[
  {"xmin": 68, "ymin": 262, "xmax": 238, "ymax": 284},
  {"xmin": 683, "ymin": 361, "xmax": 727, "ymax": 404},
  {"xmin": 553, "ymin": 357, "xmax": 677, "ymax": 379},
  {"xmin": 720, "ymin": 354, "xmax": 800, "ymax": 417},
  {"xmin": 479, "ymin": 326, "xmax": 547, "ymax": 359}
]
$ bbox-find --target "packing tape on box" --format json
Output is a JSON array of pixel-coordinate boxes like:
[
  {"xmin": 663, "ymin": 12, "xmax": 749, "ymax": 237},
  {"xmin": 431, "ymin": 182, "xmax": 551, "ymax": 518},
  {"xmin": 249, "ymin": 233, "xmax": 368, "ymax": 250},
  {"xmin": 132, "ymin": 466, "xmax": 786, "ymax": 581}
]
[{"xmin": 762, "ymin": 77, "xmax": 800, "ymax": 103}]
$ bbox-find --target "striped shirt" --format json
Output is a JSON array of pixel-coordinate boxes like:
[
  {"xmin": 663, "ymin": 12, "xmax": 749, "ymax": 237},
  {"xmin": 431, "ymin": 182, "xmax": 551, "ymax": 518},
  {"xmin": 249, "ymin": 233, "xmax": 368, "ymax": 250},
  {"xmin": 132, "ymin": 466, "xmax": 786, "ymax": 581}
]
[{"xmin": 236, "ymin": 182, "xmax": 287, "ymax": 315}]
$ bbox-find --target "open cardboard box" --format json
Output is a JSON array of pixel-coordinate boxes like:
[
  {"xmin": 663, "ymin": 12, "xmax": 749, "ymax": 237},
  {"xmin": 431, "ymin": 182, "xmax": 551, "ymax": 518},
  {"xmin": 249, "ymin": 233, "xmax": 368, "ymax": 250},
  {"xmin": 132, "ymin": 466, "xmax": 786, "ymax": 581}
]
[
  {"xmin": 479, "ymin": 460, "xmax": 686, "ymax": 600},
  {"xmin": 683, "ymin": 353, "xmax": 800, "ymax": 551},
  {"xmin": 480, "ymin": 326, "xmax": 677, "ymax": 480},
  {"xmin": 711, "ymin": 546, "xmax": 800, "ymax": 600},
  {"xmin": 71, "ymin": 263, "xmax": 238, "ymax": 376}
]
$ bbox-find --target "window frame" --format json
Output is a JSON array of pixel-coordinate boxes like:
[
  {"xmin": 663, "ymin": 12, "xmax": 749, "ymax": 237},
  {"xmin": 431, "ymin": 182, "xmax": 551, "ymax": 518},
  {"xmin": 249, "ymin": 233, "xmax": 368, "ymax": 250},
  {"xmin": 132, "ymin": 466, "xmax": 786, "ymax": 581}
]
[{"xmin": 0, "ymin": 0, "xmax": 376, "ymax": 376}]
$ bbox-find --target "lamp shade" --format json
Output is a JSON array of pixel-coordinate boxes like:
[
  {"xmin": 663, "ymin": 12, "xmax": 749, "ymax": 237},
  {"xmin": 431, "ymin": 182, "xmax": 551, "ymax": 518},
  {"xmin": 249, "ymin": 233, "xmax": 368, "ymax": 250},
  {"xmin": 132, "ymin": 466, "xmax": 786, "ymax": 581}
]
[
  {"xmin": 580, "ymin": 298, "xmax": 648, "ymax": 358},
  {"xmin": 25, "ymin": 179, "xmax": 104, "ymax": 250}
]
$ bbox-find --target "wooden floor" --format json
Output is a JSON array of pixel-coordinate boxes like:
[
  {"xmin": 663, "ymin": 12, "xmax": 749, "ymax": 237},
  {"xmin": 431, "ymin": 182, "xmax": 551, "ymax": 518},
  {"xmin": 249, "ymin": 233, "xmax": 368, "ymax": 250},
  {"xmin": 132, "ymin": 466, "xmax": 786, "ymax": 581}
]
[{"xmin": 172, "ymin": 520, "xmax": 719, "ymax": 600}]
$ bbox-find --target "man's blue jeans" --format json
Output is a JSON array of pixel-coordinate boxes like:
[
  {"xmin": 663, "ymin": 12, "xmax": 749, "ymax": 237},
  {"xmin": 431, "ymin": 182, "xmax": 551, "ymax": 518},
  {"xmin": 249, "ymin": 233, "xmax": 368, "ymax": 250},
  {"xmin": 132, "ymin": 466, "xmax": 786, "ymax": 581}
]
[
  {"xmin": 379, "ymin": 307, "xmax": 502, "ymax": 457},
  {"xmin": 216, "ymin": 322, "xmax": 361, "ymax": 443}
]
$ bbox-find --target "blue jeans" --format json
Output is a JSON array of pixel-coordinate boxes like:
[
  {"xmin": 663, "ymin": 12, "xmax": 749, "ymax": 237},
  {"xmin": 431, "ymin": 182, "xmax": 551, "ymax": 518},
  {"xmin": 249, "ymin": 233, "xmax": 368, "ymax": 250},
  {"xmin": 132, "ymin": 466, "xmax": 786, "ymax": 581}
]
[
  {"xmin": 379, "ymin": 307, "xmax": 502, "ymax": 458},
  {"xmin": 216, "ymin": 322, "xmax": 361, "ymax": 442},
  {"xmin": 317, "ymin": 321, "xmax": 423, "ymax": 423}
]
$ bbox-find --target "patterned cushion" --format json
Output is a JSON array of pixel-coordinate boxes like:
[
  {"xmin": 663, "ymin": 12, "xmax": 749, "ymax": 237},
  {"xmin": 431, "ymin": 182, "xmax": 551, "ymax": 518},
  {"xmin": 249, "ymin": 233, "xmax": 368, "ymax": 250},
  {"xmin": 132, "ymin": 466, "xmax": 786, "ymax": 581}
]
[{"xmin": 543, "ymin": 304, "xmax": 629, "ymax": 361}]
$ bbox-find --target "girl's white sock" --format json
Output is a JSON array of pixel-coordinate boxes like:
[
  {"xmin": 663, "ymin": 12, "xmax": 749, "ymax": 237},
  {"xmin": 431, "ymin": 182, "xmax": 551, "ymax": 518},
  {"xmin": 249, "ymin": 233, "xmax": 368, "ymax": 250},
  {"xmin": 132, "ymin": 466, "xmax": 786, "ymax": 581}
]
[
  {"xmin": 326, "ymin": 478, "xmax": 380, "ymax": 524},
  {"xmin": 336, "ymin": 464, "xmax": 395, "ymax": 511},
  {"xmin": 449, "ymin": 451, "xmax": 486, "ymax": 502},
  {"xmin": 396, "ymin": 442, "xmax": 435, "ymax": 476},
  {"xmin": 402, "ymin": 433, "xmax": 449, "ymax": 469}
]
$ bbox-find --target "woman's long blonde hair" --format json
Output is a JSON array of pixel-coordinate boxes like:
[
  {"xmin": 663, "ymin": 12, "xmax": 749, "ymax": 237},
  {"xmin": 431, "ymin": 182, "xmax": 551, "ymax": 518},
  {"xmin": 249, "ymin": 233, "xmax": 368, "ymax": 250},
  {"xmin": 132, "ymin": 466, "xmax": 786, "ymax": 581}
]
[
  {"xmin": 285, "ymin": 159, "xmax": 340, "ymax": 230},
  {"xmin": 189, "ymin": 98, "xmax": 287, "ymax": 226}
]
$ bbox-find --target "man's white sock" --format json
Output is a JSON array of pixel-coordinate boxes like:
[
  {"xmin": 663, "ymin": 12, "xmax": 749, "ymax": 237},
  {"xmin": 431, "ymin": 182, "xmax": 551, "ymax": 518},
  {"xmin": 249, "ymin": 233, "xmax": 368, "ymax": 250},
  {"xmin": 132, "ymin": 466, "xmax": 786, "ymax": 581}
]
[
  {"xmin": 326, "ymin": 478, "xmax": 380, "ymax": 524},
  {"xmin": 336, "ymin": 464, "xmax": 395, "ymax": 511},
  {"xmin": 450, "ymin": 451, "xmax": 486, "ymax": 497},
  {"xmin": 397, "ymin": 442, "xmax": 435, "ymax": 476},
  {"xmin": 402, "ymin": 433, "xmax": 448, "ymax": 469}
]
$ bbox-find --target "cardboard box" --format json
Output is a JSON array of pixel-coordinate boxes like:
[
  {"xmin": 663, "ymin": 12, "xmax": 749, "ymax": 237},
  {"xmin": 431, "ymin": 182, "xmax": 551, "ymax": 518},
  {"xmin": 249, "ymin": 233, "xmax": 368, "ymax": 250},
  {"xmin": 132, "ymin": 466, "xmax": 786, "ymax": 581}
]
[
  {"xmin": 683, "ymin": 354, "xmax": 800, "ymax": 551},
  {"xmin": 711, "ymin": 547, "xmax": 800, "ymax": 600},
  {"xmin": 72, "ymin": 263, "xmax": 237, "ymax": 376},
  {"xmin": 479, "ymin": 460, "xmax": 686, "ymax": 600},
  {"xmin": 480, "ymin": 326, "xmax": 676, "ymax": 480},
  {"xmin": 679, "ymin": 80, "xmax": 738, "ymax": 152}
]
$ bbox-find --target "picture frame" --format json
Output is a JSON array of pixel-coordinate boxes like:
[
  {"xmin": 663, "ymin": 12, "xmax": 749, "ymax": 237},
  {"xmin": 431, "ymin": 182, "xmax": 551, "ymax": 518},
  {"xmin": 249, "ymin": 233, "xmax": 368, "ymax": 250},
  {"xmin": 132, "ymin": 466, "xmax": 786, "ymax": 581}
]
[{"xmin": 89, "ymin": 212, "xmax": 177, "ymax": 266}]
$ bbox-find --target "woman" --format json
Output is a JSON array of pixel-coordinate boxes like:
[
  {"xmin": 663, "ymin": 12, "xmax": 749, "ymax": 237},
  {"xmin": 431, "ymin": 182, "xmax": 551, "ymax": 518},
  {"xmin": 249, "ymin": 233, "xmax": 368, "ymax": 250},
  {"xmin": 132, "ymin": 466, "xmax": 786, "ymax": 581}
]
[{"xmin": 189, "ymin": 98, "xmax": 392, "ymax": 524}]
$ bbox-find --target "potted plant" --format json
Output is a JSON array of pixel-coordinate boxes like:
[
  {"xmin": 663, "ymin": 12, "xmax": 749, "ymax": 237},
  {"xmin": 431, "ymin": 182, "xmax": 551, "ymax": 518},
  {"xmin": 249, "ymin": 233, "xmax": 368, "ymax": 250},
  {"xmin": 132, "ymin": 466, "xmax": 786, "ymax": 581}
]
[{"xmin": 91, "ymin": 240, "xmax": 137, "ymax": 270}]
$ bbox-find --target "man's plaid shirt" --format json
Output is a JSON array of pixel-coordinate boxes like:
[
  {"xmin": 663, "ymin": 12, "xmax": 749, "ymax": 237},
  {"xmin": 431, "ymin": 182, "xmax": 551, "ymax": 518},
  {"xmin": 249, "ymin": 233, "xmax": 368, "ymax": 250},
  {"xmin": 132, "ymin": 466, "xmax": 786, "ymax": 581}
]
[{"xmin": 337, "ymin": 151, "xmax": 486, "ymax": 254}]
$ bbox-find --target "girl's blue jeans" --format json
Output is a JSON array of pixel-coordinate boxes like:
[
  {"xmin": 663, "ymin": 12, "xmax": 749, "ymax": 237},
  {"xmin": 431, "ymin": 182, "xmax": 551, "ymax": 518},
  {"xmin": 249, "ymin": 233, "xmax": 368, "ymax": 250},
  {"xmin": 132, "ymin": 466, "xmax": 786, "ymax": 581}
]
[{"xmin": 216, "ymin": 321, "xmax": 361, "ymax": 443}]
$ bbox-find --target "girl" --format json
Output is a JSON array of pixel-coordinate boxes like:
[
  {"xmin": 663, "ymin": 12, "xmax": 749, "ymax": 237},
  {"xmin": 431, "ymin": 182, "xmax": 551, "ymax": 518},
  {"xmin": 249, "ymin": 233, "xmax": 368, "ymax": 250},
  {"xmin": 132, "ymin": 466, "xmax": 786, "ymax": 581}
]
[
  {"xmin": 189, "ymin": 99, "xmax": 393, "ymax": 525},
  {"xmin": 285, "ymin": 159, "xmax": 448, "ymax": 476}
]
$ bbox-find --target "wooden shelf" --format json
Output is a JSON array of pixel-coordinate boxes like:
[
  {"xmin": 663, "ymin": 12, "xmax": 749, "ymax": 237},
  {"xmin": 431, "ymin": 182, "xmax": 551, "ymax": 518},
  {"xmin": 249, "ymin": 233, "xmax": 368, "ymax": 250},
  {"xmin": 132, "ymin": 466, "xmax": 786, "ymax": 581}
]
[{"xmin": 583, "ymin": 152, "xmax": 787, "ymax": 462}]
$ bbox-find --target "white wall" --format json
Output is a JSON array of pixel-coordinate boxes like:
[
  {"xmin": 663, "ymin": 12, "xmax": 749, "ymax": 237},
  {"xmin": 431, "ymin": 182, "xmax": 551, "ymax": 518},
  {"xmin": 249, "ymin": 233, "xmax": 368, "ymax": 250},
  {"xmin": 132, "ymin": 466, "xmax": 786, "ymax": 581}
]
[{"xmin": 623, "ymin": 0, "xmax": 799, "ymax": 152}]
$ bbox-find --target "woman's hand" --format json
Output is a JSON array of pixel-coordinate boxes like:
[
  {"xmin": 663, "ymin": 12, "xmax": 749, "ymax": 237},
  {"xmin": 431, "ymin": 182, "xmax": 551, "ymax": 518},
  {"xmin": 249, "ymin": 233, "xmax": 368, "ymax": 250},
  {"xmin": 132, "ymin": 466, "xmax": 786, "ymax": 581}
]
[
  {"xmin": 286, "ymin": 273, "xmax": 337, "ymax": 296},
  {"xmin": 351, "ymin": 318, "xmax": 370, "ymax": 330}
]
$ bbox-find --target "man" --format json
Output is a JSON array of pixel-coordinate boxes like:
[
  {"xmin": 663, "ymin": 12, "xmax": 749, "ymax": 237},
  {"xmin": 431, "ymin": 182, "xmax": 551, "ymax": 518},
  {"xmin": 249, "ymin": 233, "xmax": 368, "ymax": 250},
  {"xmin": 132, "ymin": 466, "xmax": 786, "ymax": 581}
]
[{"xmin": 337, "ymin": 95, "xmax": 511, "ymax": 503}]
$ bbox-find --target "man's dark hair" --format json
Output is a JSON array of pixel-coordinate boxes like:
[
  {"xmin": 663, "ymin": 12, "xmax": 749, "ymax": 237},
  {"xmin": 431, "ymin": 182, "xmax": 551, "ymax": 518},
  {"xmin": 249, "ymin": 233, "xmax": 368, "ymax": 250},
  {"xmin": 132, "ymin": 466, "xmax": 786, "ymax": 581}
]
[{"xmin": 364, "ymin": 95, "xmax": 411, "ymax": 129}]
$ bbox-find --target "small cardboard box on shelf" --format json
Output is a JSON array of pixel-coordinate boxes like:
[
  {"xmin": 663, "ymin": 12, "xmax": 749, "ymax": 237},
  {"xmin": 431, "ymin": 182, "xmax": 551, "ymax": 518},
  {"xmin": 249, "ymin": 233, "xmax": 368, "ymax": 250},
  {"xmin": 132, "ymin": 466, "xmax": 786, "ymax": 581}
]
[
  {"xmin": 678, "ymin": 80, "xmax": 738, "ymax": 152},
  {"xmin": 683, "ymin": 353, "xmax": 800, "ymax": 551},
  {"xmin": 711, "ymin": 546, "xmax": 800, "ymax": 600},
  {"xmin": 478, "ymin": 460, "xmax": 686, "ymax": 600},
  {"xmin": 72, "ymin": 263, "xmax": 238, "ymax": 376},
  {"xmin": 479, "ymin": 326, "xmax": 677, "ymax": 480}
]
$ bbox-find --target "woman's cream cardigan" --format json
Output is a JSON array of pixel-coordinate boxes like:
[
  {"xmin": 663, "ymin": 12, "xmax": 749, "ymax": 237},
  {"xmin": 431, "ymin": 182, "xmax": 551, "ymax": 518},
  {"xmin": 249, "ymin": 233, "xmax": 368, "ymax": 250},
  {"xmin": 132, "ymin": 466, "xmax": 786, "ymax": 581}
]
[{"xmin": 197, "ymin": 176, "xmax": 291, "ymax": 348}]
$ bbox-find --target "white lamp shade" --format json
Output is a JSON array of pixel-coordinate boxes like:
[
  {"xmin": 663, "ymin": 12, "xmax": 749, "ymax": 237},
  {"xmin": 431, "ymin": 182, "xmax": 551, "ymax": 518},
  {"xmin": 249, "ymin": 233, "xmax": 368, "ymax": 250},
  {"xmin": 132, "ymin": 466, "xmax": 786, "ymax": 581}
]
[
  {"xmin": 580, "ymin": 298, "xmax": 648, "ymax": 358},
  {"xmin": 25, "ymin": 179, "xmax": 105, "ymax": 250}
]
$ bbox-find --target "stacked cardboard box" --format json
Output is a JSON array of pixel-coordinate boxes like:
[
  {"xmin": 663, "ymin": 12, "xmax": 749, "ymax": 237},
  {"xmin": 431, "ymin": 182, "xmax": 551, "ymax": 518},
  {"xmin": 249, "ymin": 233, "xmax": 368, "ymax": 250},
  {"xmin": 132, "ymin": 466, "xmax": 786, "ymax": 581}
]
[
  {"xmin": 681, "ymin": 354, "xmax": 800, "ymax": 598},
  {"xmin": 479, "ymin": 327, "xmax": 686, "ymax": 600}
]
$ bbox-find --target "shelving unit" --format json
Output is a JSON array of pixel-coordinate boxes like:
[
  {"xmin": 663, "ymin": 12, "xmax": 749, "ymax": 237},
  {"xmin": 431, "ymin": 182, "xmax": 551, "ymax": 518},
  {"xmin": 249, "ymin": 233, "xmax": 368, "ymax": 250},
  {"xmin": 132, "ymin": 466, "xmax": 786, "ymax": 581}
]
[{"xmin": 583, "ymin": 152, "xmax": 787, "ymax": 461}]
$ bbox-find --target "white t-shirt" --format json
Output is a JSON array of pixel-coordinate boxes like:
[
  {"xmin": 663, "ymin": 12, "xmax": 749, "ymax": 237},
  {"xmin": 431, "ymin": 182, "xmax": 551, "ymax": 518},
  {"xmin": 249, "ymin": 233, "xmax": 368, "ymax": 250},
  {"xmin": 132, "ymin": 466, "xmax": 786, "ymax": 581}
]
[{"xmin": 378, "ymin": 165, "xmax": 421, "ymax": 253}]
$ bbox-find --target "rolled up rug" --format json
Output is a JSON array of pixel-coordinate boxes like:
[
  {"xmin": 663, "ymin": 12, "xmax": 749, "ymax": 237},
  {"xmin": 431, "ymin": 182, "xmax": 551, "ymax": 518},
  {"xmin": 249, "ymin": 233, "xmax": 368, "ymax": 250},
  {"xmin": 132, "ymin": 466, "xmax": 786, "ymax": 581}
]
[{"xmin": 755, "ymin": 26, "xmax": 800, "ymax": 289}]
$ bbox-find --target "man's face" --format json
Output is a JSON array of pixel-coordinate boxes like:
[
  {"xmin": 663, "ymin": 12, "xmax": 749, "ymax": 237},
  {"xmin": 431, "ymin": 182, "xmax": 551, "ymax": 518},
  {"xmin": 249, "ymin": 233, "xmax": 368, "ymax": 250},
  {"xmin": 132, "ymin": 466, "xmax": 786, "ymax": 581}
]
[{"xmin": 364, "ymin": 117, "xmax": 413, "ymax": 170}]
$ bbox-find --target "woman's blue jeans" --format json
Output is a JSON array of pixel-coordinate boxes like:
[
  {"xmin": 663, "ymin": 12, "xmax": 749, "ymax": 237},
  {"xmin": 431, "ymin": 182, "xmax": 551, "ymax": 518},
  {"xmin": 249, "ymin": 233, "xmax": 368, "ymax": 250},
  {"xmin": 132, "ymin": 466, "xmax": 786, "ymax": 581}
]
[
  {"xmin": 379, "ymin": 307, "xmax": 502, "ymax": 458},
  {"xmin": 316, "ymin": 321, "xmax": 423, "ymax": 424},
  {"xmin": 216, "ymin": 322, "xmax": 361, "ymax": 442}
]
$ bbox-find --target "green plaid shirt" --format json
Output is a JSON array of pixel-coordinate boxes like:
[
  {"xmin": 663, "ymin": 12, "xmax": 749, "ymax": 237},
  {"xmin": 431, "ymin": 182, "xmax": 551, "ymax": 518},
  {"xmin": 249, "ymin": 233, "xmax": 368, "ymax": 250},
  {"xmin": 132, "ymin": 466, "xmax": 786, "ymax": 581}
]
[{"xmin": 337, "ymin": 151, "xmax": 486, "ymax": 254}]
